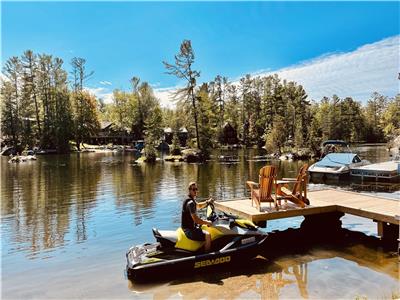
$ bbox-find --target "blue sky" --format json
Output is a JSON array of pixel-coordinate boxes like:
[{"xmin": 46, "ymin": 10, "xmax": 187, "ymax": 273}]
[{"xmin": 2, "ymin": 1, "xmax": 399, "ymax": 105}]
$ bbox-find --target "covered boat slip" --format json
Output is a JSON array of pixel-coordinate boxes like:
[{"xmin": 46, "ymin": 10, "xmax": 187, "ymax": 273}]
[
  {"xmin": 351, "ymin": 161, "xmax": 400, "ymax": 181},
  {"xmin": 214, "ymin": 189, "xmax": 400, "ymax": 240}
]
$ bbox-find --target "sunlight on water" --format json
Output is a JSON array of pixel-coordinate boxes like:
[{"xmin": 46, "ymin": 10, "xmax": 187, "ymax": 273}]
[{"xmin": 1, "ymin": 146, "xmax": 399, "ymax": 299}]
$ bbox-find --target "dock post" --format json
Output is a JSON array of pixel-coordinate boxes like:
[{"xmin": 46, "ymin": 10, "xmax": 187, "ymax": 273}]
[{"xmin": 375, "ymin": 221, "xmax": 399, "ymax": 247}]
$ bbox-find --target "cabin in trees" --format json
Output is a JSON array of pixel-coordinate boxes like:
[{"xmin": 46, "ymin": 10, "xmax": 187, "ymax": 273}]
[
  {"xmin": 87, "ymin": 122, "xmax": 189, "ymax": 147},
  {"xmin": 220, "ymin": 122, "xmax": 239, "ymax": 145},
  {"xmin": 88, "ymin": 121, "xmax": 133, "ymax": 145},
  {"xmin": 163, "ymin": 127, "xmax": 188, "ymax": 146}
]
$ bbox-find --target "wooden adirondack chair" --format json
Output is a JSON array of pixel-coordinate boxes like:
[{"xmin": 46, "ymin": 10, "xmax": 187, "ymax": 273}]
[
  {"xmin": 277, "ymin": 164, "xmax": 309, "ymax": 208},
  {"xmin": 246, "ymin": 165, "xmax": 278, "ymax": 211}
]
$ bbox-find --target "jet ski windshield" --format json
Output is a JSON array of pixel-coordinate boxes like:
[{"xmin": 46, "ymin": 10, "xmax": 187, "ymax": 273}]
[{"xmin": 206, "ymin": 203, "xmax": 218, "ymax": 222}]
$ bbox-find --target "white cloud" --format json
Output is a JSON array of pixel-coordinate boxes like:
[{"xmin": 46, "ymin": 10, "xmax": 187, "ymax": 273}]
[
  {"xmin": 85, "ymin": 36, "xmax": 399, "ymax": 108},
  {"xmin": 157, "ymin": 35, "xmax": 399, "ymax": 107},
  {"xmin": 154, "ymin": 86, "xmax": 182, "ymax": 108},
  {"xmin": 85, "ymin": 85, "xmax": 178, "ymax": 108},
  {"xmin": 0, "ymin": 73, "xmax": 9, "ymax": 82},
  {"xmin": 86, "ymin": 85, "xmax": 180, "ymax": 108},
  {"xmin": 257, "ymin": 35, "xmax": 399, "ymax": 102},
  {"xmin": 84, "ymin": 86, "xmax": 114, "ymax": 103}
]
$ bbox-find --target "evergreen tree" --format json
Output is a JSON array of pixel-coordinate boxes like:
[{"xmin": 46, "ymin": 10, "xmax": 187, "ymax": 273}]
[
  {"xmin": 163, "ymin": 40, "xmax": 201, "ymax": 150},
  {"xmin": 364, "ymin": 92, "xmax": 387, "ymax": 142},
  {"xmin": 196, "ymin": 83, "xmax": 216, "ymax": 157},
  {"xmin": 54, "ymin": 89, "xmax": 73, "ymax": 153},
  {"xmin": 1, "ymin": 81, "xmax": 19, "ymax": 149},
  {"xmin": 72, "ymin": 91, "xmax": 100, "ymax": 150},
  {"xmin": 264, "ymin": 116, "xmax": 286, "ymax": 154},
  {"xmin": 239, "ymin": 74, "xmax": 253, "ymax": 145},
  {"xmin": 382, "ymin": 94, "xmax": 400, "ymax": 137},
  {"xmin": 307, "ymin": 102, "xmax": 323, "ymax": 152},
  {"xmin": 21, "ymin": 50, "xmax": 41, "ymax": 139},
  {"xmin": 2, "ymin": 56, "xmax": 22, "ymax": 149},
  {"xmin": 143, "ymin": 106, "xmax": 163, "ymax": 162},
  {"xmin": 224, "ymin": 82, "xmax": 240, "ymax": 136}
]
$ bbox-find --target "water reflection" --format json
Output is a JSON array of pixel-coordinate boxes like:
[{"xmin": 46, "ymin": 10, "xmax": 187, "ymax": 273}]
[
  {"xmin": 128, "ymin": 258, "xmax": 308, "ymax": 299},
  {"xmin": 1, "ymin": 146, "xmax": 395, "ymax": 257},
  {"xmin": 128, "ymin": 231, "xmax": 399, "ymax": 299},
  {"xmin": 2, "ymin": 155, "xmax": 103, "ymax": 256},
  {"xmin": 1, "ymin": 146, "xmax": 398, "ymax": 299}
]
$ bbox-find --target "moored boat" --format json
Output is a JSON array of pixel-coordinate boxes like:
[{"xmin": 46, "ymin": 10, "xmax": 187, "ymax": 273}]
[{"xmin": 308, "ymin": 140, "xmax": 370, "ymax": 180}]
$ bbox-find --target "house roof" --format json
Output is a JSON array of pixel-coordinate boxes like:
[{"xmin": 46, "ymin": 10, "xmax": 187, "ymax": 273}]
[{"xmin": 101, "ymin": 121, "xmax": 113, "ymax": 130}]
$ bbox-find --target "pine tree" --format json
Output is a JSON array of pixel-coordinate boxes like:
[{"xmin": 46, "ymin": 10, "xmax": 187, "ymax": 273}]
[
  {"xmin": 163, "ymin": 40, "xmax": 201, "ymax": 150},
  {"xmin": 72, "ymin": 91, "xmax": 100, "ymax": 150}
]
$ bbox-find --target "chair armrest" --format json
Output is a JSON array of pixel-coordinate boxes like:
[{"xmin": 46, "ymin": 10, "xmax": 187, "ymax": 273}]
[
  {"xmin": 276, "ymin": 180, "xmax": 291, "ymax": 184},
  {"xmin": 246, "ymin": 181, "xmax": 259, "ymax": 190},
  {"xmin": 281, "ymin": 178, "xmax": 298, "ymax": 181}
]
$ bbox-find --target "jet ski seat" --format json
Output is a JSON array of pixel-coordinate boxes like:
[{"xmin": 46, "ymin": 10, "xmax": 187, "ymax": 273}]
[{"xmin": 152, "ymin": 228, "xmax": 177, "ymax": 248}]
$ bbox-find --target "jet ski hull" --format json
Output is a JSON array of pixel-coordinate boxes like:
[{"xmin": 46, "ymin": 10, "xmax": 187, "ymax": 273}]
[{"xmin": 126, "ymin": 235, "xmax": 267, "ymax": 282}]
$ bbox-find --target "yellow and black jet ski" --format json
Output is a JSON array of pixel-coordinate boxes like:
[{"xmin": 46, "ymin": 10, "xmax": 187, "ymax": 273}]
[{"xmin": 126, "ymin": 203, "xmax": 267, "ymax": 282}]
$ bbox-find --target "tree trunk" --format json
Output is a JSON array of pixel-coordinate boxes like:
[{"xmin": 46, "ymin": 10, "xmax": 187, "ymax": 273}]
[
  {"xmin": 9, "ymin": 102, "xmax": 17, "ymax": 149},
  {"xmin": 190, "ymin": 90, "xmax": 201, "ymax": 150},
  {"xmin": 33, "ymin": 90, "xmax": 41, "ymax": 137},
  {"xmin": 27, "ymin": 57, "xmax": 42, "ymax": 137},
  {"xmin": 13, "ymin": 79, "xmax": 19, "ymax": 149}
]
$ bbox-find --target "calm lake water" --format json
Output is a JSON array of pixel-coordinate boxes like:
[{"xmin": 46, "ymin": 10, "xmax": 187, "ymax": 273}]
[{"xmin": 2, "ymin": 146, "xmax": 399, "ymax": 299}]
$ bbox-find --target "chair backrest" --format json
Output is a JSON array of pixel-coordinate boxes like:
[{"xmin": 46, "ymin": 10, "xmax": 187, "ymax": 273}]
[
  {"xmin": 292, "ymin": 164, "xmax": 308, "ymax": 194},
  {"xmin": 258, "ymin": 165, "xmax": 277, "ymax": 201}
]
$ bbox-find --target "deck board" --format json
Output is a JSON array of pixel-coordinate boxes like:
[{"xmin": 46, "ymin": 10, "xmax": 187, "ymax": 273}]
[{"xmin": 214, "ymin": 189, "xmax": 400, "ymax": 225}]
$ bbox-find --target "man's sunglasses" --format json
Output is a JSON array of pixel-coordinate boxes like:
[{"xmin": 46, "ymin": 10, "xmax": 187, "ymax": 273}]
[{"xmin": 191, "ymin": 187, "xmax": 198, "ymax": 191}]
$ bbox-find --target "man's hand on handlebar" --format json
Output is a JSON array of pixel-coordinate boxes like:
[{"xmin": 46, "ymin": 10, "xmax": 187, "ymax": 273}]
[{"xmin": 206, "ymin": 197, "xmax": 215, "ymax": 205}]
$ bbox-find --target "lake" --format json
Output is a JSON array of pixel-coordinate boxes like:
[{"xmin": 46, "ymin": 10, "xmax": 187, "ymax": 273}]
[{"xmin": 1, "ymin": 145, "xmax": 399, "ymax": 299}]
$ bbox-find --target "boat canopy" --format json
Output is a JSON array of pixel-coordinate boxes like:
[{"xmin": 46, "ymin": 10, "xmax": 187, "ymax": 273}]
[
  {"xmin": 315, "ymin": 153, "xmax": 361, "ymax": 167},
  {"xmin": 322, "ymin": 140, "xmax": 349, "ymax": 147}
]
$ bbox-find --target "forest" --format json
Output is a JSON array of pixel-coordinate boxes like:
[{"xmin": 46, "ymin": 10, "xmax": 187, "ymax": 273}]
[{"xmin": 1, "ymin": 40, "xmax": 399, "ymax": 159}]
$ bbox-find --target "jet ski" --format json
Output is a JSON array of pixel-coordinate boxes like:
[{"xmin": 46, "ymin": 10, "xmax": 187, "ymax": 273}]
[{"xmin": 126, "ymin": 203, "xmax": 267, "ymax": 282}]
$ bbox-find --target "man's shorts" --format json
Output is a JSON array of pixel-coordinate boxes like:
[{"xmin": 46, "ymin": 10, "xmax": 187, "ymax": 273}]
[{"xmin": 183, "ymin": 227, "xmax": 206, "ymax": 241}]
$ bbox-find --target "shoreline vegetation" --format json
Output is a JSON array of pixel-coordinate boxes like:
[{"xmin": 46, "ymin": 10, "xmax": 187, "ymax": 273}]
[{"xmin": 1, "ymin": 41, "xmax": 399, "ymax": 162}]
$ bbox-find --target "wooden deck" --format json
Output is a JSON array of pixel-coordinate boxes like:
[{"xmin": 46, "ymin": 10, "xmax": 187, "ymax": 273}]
[{"xmin": 214, "ymin": 189, "xmax": 400, "ymax": 226}]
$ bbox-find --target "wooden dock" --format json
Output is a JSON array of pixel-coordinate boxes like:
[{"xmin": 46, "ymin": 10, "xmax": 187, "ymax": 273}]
[{"xmin": 215, "ymin": 189, "xmax": 400, "ymax": 239}]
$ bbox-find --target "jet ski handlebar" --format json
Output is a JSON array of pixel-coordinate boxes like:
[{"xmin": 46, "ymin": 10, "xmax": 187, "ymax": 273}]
[{"xmin": 205, "ymin": 201, "xmax": 238, "ymax": 223}]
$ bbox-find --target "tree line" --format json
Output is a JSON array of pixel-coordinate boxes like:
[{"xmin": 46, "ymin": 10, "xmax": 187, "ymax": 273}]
[
  {"xmin": 1, "ymin": 42, "xmax": 399, "ymax": 158},
  {"xmin": 160, "ymin": 40, "xmax": 399, "ymax": 157},
  {"xmin": 1, "ymin": 51, "xmax": 101, "ymax": 153}
]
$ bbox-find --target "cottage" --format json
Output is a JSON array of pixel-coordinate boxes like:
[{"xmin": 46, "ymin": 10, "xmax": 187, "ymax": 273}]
[
  {"xmin": 220, "ymin": 122, "xmax": 239, "ymax": 145},
  {"xmin": 88, "ymin": 121, "xmax": 133, "ymax": 145},
  {"xmin": 163, "ymin": 128, "xmax": 173, "ymax": 144},
  {"xmin": 178, "ymin": 127, "xmax": 188, "ymax": 147},
  {"xmin": 163, "ymin": 127, "xmax": 188, "ymax": 147}
]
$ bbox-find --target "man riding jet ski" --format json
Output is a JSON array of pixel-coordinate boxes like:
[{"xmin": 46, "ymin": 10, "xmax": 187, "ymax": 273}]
[{"xmin": 126, "ymin": 201, "xmax": 267, "ymax": 282}]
